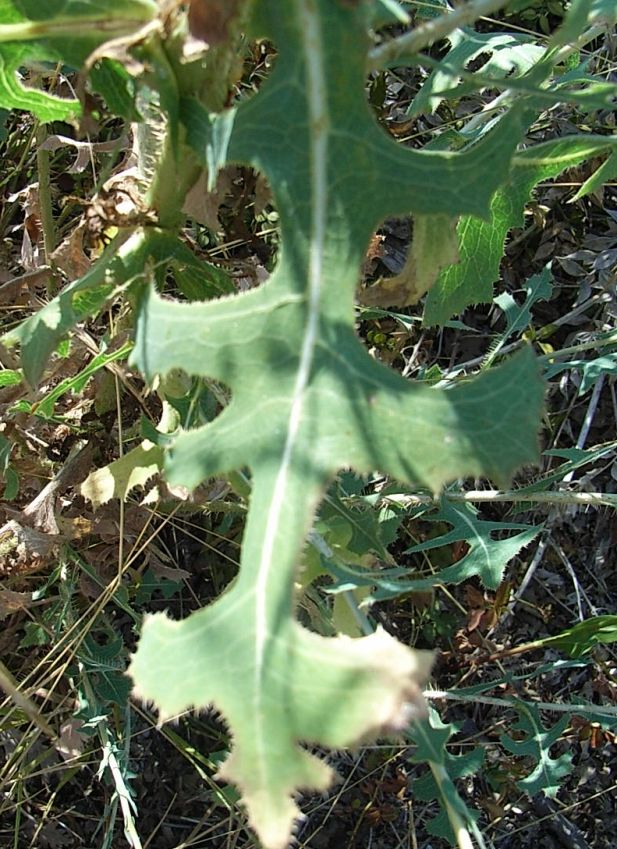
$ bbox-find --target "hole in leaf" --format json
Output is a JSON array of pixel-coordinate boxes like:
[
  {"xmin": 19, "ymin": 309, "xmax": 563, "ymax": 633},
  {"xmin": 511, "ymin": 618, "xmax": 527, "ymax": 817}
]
[
  {"xmin": 232, "ymin": 39, "xmax": 278, "ymax": 105},
  {"xmin": 180, "ymin": 166, "xmax": 279, "ymax": 301},
  {"xmin": 356, "ymin": 217, "xmax": 420, "ymax": 370},
  {"xmin": 366, "ymin": 69, "xmax": 420, "ymax": 141}
]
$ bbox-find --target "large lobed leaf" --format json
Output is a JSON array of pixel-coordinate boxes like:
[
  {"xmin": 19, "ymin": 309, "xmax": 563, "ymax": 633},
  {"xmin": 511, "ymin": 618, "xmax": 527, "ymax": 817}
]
[{"xmin": 129, "ymin": 2, "xmax": 545, "ymax": 847}]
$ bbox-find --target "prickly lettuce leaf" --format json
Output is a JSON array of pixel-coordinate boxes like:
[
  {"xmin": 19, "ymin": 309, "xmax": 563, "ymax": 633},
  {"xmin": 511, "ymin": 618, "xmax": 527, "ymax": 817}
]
[
  {"xmin": 318, "ymin": 494, "xmax": 540, "ymax": 601},
  {"xmin": 424, "ymin": 135, "xmax": 617, "ymax": 325},
  {"xmin": 409, "ymin": 709, "xmax": 485, "ymax": 845},
  {"xmin": 372, "ymin": 498, "xmax": 541, "ymax": 598},
  {"xmin": 493, "ymin": 265, "xmax": 553, "ymax": 346},
  {"xmin": 128, "ymin": 3, "xmax": 544, "ymax": 847},
  {"xmin": 501, "ymin": 702, "xmax": 573, "ymax": 797},
  {"xmin": 0, "ymin": 0, "xmax": 157, "ymax": 120},
  {"xmin": 409, "ymin": 28, "xmax": 545, "ymax": 118},
  {"xmin": 81, "ymin": 440, "xmax": 164, "ymax": 509}
]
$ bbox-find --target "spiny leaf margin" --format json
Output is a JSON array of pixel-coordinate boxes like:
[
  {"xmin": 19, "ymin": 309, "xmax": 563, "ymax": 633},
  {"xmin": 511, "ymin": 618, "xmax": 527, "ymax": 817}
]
[{"xmin": 129, "ymin": 2, "xmax": 545, "ymax": 847}]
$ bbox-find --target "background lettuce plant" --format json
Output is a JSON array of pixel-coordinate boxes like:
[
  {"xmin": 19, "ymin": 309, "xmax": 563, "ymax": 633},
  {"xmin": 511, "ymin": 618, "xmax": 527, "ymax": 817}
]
[{"xmin": 1, "ymin": 1, "xmax": 616, "ymax": 848}]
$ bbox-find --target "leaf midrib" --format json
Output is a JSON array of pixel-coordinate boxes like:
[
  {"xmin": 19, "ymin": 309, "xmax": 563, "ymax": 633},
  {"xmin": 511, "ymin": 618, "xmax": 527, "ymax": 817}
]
[{"xmin": 251, "ymin": 0, "xmax": 330, "ymax": 802}]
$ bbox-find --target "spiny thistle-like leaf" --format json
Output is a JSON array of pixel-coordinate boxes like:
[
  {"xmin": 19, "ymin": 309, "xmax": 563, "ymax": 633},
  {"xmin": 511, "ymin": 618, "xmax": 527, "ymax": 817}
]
[
  {"xmin": 493, "ymin": 265, "xmax": 553, "ymax": 349},
  {"xmin": 424, "ymin": 135, "xmax": 617, "ymax": 325},
  {"xmin": 501, "ymin": 702, "xmax": 573, "ymax": 798},
  {"xmin": 381, "ymin": 498, "xmax": 540, "ymax": 596},
  {"xmin": 128, "ymin": 2, "xmax": 545, "ymax": 847},
  {"xmin": 81, "ymin": 441, "xmax": 164, "ymax": 509},
  {"xmin": 327, "ymin": 497, "xmax": 540, "ymax": 601},
  {"xmin": 408, "ymin": 709, "xmax": 484, "ymax": 846}
]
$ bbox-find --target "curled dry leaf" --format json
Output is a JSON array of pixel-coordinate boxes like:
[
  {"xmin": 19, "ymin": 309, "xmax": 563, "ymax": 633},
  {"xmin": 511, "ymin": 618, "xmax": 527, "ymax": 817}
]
[
  {"xmin": 50, "ymin": 221, "xmax": 91, "ymax": 280},
  {"xmin": 0, "ymin": 520, "xmax": 60, "ymax": 578},
  {"xmin": 8, "ymin": 183, "xmax": 42, "ymax": 271},
  {"xmin": 0, "ymin": 267, "xmax": 54, "ymax": 307},
  {"xmin": 56, "ymin": 718, "xmax": 86, "ymax": 762},
  {"xmin": 360, "ymin": 215, "xmax": 459, "ymax": 308},
  {"xmin": 183, "ymin": 166, "xmax": 234, "ymax": 232},
  {"xmin": 23, "ymin": 441, "xmax": 94, "ymax": 534},
  {"xmin": 39, "ymin": 134, "xmax": 128, "ymax": 174}
]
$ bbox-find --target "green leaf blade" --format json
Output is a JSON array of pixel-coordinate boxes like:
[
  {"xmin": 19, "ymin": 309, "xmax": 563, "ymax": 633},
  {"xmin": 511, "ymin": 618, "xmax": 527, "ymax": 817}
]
[
  {"xmin": 501, "ymin": 703, "xmax": 573, "ymax": 798},
  {"xmin": 424, "ymin": 135, "xmax": 617, "ymax": 325},
  {"xmin": 127, "ymin": 3, "xmax": 547, "ymax": 847}
]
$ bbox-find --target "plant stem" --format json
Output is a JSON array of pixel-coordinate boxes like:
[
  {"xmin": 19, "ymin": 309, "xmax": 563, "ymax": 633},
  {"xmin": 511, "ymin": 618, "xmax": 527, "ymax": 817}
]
[
  {"xmin": 0, "ymin": 660, "xmax": 57, "ymax": 741},
  {"xmin": 0, "ymin": 17, "xmax": 152, "ymax": 43},
  {"xmin": 35, "ymin": 124, "xmax": 56, "ymax": 270},
  {"xmin": 369, "ymin": 0, "xmax": 512, "ymax": 69},
  {"xmin": 538, "ymin": 330, "xmax": 617, "ymax": 362},
  {"xmin": 430, "ymin": 761, "xmax": 477, "ymax": 849},
  {"xmin": 458, "ymin": 638, "xmax": 556, "ymax": 666},
  {"xmin": 101, "ymin": 728, "xmax": 143, "ymax": 849},
  {"xmin": 425, "ymin": 689, "xmax": 617, "ymax": 719},
  {"xmin": 381, "ymin": 489, "xmax": 617, "ymax": 509}
]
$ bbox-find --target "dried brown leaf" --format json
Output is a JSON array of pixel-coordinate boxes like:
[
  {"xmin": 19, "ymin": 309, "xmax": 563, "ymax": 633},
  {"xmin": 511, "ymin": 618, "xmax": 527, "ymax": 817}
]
[
  {"xmin": 50, "ymin": 221, "xmax": 91, "ymax": 280},
  {"xmin": 188, "ymin": 0, "xmax": 244, "ymax": 45},
  {"xmin": 8, "ymin": 183, "xmax": 43, "ymax": 271},
  {"xmin": 183, "ymin": 167, "xmax": 234, "ymax": 232},
  {"xmin": 23, "ymin": 442, "xmax": 94, "ymax": 534},
  {"xmin": 39, "ymin": 134, "xmax": 127, "ymax": 174},
  {"xmin": 0, "ymin": 267, "xmax": 54, "ymax": 307},
  {"xmin": 0, "ymin": 519, "xmax": 60, "ymax": 578},
  {"xmin": 0, "ymin": 588, "xmax": 33, "ymax": 621},
  {"xmin": 360, "ymin": 214, "xmax": 459, "ymax": 308}
]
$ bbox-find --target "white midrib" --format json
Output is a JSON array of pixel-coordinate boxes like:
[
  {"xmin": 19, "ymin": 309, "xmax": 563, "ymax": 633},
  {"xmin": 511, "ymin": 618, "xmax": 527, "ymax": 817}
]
[
  {"xmin": 455, "ymin": 504, "xmax": 491, "ymax": 571},
  {"xmin": 252, "ymin": 0, "xmax": 329, "ymax": 804}
]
